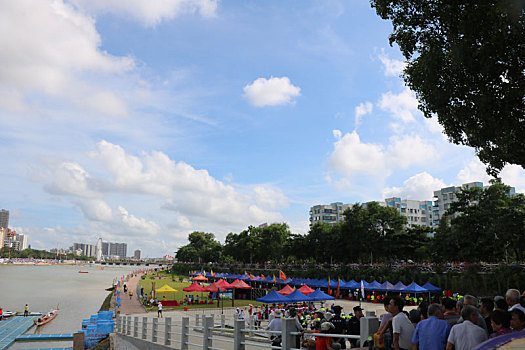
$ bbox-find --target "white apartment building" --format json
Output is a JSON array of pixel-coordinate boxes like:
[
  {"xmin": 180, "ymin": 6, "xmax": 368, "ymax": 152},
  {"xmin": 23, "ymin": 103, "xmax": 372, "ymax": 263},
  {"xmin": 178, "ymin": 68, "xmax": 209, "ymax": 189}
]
[
  {"xmin": 384, "ymin": 198, "xmax": 434, "ymax": 229},
  {"xmin": 309, "ymin": 202, "xmax": 354, "ymax": 226}
]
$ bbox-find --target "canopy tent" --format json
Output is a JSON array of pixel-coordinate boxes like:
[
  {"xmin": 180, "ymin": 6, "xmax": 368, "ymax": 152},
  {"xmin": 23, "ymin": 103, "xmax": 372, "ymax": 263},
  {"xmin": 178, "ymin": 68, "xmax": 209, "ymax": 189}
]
[
  {"xmin": 230, "ymin": 279, "xmax": 252, "ymax": 289},
  {"xmin": 277, "ymin": 285, "xmax": 295, "ymax": 295},
  {"xmin": 308, "ymin": 289, "xmax": 335, "ymax": 301},
  {"xmin": 215, "ymin": 279, "xmax": 233, "ymax": 288},
  {"xmin": 155, "ymin": 284, "xmax": 178, "ymax": 293},
  {"xmin": 343, "ymin": 280, "xmax": 361, "ymax": 289},
  {"xmin": 204, "ymin": 281, "xmax": 224, "ymax": 292},
  {"xmin": 183, "ymin": 282, "xmax": 207, "ymax": 292},
  {"xmin": 298, "ymin": 284, "xmax": 315, "ymax": 295},
  {"xmin": 286, "ymin": 289, "xmax": 311, "ymax": 303},
  {"xmin": 256, "ymin": 290, "xmax": 291, "ymax": 304},
  {"xmin": 377, "ymin": 281, "xmax": 395, "ymax": 292},
  {"xmin": 391, "ymin": 281, "xmax": 407, "ymax": 292},
  {"xmin": 401, "ymin": 283, "xmax": 429, "ymax": 294},
  {"xmin": 365, "ymin": 280, "xmax": 383, "ymax": 291},
  {"xmin": 422, "ymin": 282, "xmax": 442, "ymax": 292},
  {"xmin": 193, "ymin": 274, "xmax": 208, "ymax": 281}
]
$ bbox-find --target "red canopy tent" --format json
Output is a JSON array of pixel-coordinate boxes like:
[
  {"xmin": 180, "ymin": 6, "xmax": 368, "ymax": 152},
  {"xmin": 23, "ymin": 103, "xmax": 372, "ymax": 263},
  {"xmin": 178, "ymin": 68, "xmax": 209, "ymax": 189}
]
[
  {"xmin": 183, "ymin": 282, "xmax": 207, "ymax": 292},
  {"xmin": 215, "ymin": 279, "xmax": 233, "ymax": 288},
  {"xmin": 230, "ymin": 279, "xmax": 252, "ymax": 289},
  {"xmin": 193, "ymin": 274, "xmax": 207, "ymax": 281},
  {"xmin": 298, "ymin": 284, "xmax": 315, "ymax": 295},
  {"xmin": 277, "ymin": 284, "xmax": 295, "ymax": 295}
]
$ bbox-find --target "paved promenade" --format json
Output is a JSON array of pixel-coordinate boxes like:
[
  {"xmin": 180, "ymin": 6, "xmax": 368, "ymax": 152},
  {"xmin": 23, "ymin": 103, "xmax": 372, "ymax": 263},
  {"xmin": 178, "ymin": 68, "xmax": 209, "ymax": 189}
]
[{"xmin": 118, "ymin": 274, "xmax": 146, "ymax": 315}]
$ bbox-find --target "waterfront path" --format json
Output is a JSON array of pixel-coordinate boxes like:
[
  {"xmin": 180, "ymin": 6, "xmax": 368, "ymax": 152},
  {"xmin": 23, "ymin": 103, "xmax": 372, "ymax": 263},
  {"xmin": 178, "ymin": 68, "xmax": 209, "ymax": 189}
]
[{"xmin": 119, "ymin": 274, "xmax": 146, "ymax": 315}]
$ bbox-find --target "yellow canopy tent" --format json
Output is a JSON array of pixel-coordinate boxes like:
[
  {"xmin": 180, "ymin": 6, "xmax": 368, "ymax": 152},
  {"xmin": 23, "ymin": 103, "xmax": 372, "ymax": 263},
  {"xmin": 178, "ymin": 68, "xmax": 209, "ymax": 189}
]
[{"xmin": 155, "ymin": 284, "xmax": 178, "ymax": 293}]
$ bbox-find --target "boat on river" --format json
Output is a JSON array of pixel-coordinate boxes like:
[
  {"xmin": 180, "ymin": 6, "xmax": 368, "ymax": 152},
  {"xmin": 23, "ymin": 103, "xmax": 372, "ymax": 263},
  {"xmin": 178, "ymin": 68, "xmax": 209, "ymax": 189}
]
[
  {"xmin": 78, "ymin": 270, "xmax": 89, "ymax": 273},
  {"xmin": 34, "ymin": 308, "xmax": 58, "ymax": 326}
]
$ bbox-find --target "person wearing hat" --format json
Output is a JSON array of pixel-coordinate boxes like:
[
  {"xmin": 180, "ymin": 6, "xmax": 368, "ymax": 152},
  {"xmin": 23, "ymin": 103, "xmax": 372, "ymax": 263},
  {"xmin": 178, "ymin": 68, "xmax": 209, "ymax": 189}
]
[
  {"xmin": 348, "ymin": 306, "xmax": 363, "ymax": 347},
  {"xmin": 302, "ymin": 322, "xmax": 341, "ymax": 350},
  {"xmin": 330, "ymin": 305, "xmax": 348, "ymax": 349}
]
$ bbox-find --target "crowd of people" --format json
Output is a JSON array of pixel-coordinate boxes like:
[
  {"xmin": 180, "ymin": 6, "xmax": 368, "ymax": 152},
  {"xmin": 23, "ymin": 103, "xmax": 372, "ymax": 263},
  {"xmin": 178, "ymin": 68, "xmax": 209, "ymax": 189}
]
[{"xmin": 255, "ymin": 288, "xmax": 525, "ymax": 350}]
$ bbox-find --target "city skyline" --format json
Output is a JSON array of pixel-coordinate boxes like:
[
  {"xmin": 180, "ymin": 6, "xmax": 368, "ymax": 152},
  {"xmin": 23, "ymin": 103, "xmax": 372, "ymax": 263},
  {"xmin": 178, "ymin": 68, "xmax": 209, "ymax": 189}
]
[{"xmin": 1, "ymin": 1, "xmax": 524, "ymax": 257}]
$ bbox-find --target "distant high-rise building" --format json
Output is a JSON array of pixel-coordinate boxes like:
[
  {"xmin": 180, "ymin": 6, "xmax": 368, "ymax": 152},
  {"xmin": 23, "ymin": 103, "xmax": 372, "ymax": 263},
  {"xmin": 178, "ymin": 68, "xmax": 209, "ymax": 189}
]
[
  {"xmin": 109, "ymin": 242, "xmax": 127, "ymax": 258},
  {"xmin": 385, "ymin": 198, "xmax": 435, "ymax": 229},
  {"xmin": 0, "ymin": 209, "xmax": 9, "ymax": 230},
  {"xmin": 309, "ymin": 202, "xmax": 354, "ymax": 226},
  {"xmin": 95, "ymin": 238, "xmax": 103, "ymax": 261},
  {"xmin": 134, "ymin": 249, "xmax": 142, "ymax": 259},
  {"xmin": 73, "ymin": 243, "xmax": 96, "ymax": 257}
]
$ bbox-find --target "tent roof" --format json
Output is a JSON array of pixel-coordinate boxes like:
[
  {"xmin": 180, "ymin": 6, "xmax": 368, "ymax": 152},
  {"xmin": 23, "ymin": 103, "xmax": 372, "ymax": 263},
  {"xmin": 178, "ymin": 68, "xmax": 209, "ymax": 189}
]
[
  {"xmin": 365, "ymin": 280, "xmax": 383, "ymax": 291},
  {"xmin": 391, "ymin": 281, "xmax": 407, "ymax": 292},
  {"xmin": 230, "ymin": 279, "xmax": 252, "ymax": 289},
  {"xmin": 215, "ymin": 279, "xmax": 233, "ymax": 288},
  {"xmin": 193, "ymin": 274, "xmax": 208, "ymax": 281},
  {"xmin": 277, "ymin": 285, "xmax": 295, "ymax": 295},
  {"xmin": 183, "ymin": 282, "xmax": 207, "ymax": 292},
  {"xmin": 401, "ymin": 282, "xmax": 429, "ymax": 293},
  {"xmin": 422, "ymin": 282, "xmax": 442, "ymax": 292},
  {"xmin": 256, "ymin": 290, "xmax": 291, "ymax": 304},
  {"xmin": 156, "ymin": 284, "xmax": 178, "ymax": 293},
  {"xmin": 298, "ymin": 284, "xmax": 315, "ymax": 295},
  {"xmin": 286, "ymin": 289, "xmax": 311, "ymax": 302},
  {"xmin": 308, "ymin": 289, "xmax": 335, "ymax": 301},
  {"xmin": 377, "ymin": 281, "xmax": 394, "ymax": 292}
]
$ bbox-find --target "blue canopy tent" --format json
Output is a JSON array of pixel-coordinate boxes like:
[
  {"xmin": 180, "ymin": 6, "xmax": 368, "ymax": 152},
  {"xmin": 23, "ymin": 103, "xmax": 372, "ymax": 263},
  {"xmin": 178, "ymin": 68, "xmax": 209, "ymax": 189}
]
[
  {"xmin": 377, "ymin": 281, "xmax": 394, "ymax": 292},
  {"xmin": 365, "ymin": 280, "xmax": 383, "ymax": 291},
  {"xmin": 286, "ymin": 289, "xmax": 312, "ymax": 303},
  {"xmin": 422, "ymin": 282, "xmax": 442, "ymax": 292},
  {"xmin": 308, "ymin": 289, "xmax": 335, "ymax": 301},
  {"xmin": 400, "ymin": 283, "xmax": 429, "ymax": 294},
  {"xmin": 343, "ymin": 280, "xmax": 361, "ymax": 289},
  {"xmin": 256, "ymin": 290, "xmax": 291, "ymax": 304},
  {"xmin": 391, "ymin": 281, "xmax": 407, "ymax": 292}
]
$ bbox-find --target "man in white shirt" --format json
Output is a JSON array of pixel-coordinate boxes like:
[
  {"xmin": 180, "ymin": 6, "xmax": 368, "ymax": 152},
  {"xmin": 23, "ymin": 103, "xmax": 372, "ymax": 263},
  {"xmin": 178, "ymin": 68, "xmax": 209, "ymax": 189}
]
[
  {"xmin": 446, "ymin": 305, "xmax": 487, "ymax": 350},
  {"xmin": 506, "ymin": 289, "xmax": 525, "ymax": 313},
  {"xmin": 389, "ymin": 296, "xmax": 414, "ymax": 350}
]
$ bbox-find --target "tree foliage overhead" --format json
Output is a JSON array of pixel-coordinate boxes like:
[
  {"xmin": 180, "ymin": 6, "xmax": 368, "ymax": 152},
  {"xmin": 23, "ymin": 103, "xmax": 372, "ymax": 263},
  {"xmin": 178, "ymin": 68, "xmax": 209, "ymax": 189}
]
[{"xmin": 370, "ymin": 0, "xmax": 525, "ymax": 175}]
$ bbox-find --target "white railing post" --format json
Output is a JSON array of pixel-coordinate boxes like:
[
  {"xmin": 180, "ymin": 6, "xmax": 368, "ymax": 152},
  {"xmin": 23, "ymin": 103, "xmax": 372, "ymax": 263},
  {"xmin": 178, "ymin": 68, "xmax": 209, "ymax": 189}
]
[
  {"xmin": 181, "ymin": 316, "xmax": 189, "ymax": 350},
  {"xmin": 248, "ymin": 315, "xmax": 254, "ymax": 337},
  {"xmin": 221, "ymin": 314, "xmax": 225, "ymax": 334},
  {"xmin": 234, "ymin": 319, "xmax": 245, "ymax": 350},
  {"xmin": 196, "ymin": 313, "xmax": 200, "ymax": 326},
  {"xmin": 126, "ymin": 316, "xmax": 132, "ymax": 335},
  {"xmin": 281, "ymin": 318, "xmax": 296, "ymax": 350},
  {"xmin": 142, "ymin": 317, "xmax": 148, "ymax": 340},
  {"xmin": 116, "ymin": 316, "xmax": 122, "ymax": 333},
  {"xmin": 133, "ymin": 316, "xmax": 139, "ymax": 337},
  {"xmin": 152, "ymin": 317, "xmax": 158, "ymax": 342},
  {"xmin": 203, "ymin": 316, "xmax": 213, "ymax": 350},
  {"xmin": 165, "ymin": 317, "xmax": 171, "ymax": 346}
]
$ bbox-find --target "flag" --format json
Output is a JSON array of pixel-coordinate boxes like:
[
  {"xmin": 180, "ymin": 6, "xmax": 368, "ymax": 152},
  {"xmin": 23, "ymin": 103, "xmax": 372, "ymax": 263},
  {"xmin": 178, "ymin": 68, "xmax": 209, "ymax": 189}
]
[
  {"xmin": 279, "ymin": 270, "xmax": 286, "ymax": 280},
  {"xmin": 261, "ymin": 274, "xmax": 265, "ymax": 280},
  {"xmin": 328, "ymin": 276, "xmax": 332, "ymax": 295},
  {"xmin": 273, "ymin": 274, "xmax": 276, "ymax": 282},
  {"xmin": 336, "ymin": 279, "xmax": 340, "ymax": 299},
  {"xmin": 211, "ymin": 269, "xmax": 214, "ymax": 277},
  {"xmin": 361, "ymin": 280, "xmax": 365, "ymax": 299},
  {"xmin": 250, "ymin": 273, "xmax": 255, "ymax": 280}
]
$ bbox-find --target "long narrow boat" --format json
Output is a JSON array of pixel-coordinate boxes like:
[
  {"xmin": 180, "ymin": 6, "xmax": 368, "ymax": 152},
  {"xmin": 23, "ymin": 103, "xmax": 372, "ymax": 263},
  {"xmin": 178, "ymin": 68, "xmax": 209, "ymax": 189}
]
[
  {"xmin": 78, "ymin": 270, "xmax": 89, "ymax": 273},
  {"xmin": 34, "ymin": 308, "xmax": 58, "ymax": 326}
]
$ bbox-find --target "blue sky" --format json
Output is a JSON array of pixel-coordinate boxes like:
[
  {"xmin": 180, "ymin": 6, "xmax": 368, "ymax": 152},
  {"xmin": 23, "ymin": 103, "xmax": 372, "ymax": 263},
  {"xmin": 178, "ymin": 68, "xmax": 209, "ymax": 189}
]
[{"xmin": 1, "ymin": 0, "xmax": 523, "ymax": 257}]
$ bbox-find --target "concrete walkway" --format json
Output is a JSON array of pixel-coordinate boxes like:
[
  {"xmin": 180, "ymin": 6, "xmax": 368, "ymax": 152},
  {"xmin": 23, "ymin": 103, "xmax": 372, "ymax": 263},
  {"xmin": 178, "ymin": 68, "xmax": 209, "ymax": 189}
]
[{"xmin": 118, "ymin": 274, "xmax": 147, "ymax": 315}]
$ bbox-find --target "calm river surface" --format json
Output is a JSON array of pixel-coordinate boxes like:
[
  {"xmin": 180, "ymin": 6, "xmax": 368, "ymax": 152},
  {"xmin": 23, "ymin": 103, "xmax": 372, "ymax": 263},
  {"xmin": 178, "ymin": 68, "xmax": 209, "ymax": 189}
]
[{"xmin": 0, "ymin": 264, "xmax": 135, "ymax": 349}]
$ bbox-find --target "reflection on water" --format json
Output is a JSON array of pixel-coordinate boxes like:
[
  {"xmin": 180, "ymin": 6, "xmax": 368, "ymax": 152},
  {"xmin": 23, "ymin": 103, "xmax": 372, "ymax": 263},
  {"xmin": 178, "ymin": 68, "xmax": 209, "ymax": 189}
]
[{"xmin": 0, "ymin": 264, "xmax": 133, "ymax": 349}]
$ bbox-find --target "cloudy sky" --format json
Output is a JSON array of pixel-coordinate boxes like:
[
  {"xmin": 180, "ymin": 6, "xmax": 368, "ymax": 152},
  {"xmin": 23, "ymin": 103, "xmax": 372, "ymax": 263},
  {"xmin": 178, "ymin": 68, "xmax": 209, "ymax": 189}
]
[{"xmin": 1, "ymin": 0, "xmax": 524, "ymax": 257}]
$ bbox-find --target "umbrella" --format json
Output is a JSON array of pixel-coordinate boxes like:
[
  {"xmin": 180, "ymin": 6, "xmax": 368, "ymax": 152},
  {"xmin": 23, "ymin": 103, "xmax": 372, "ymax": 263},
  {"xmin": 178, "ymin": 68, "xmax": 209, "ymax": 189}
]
[
  {"xmin": 256, "ymin": 290, "xmax": 291, "ymax": 304},
  {"xmin": 474, "ymin": 330, "xmax": 525, "ymax": 350},
  {"xmin": 183, "ymin": 282, "xmax": 207, "ymax": 292}
]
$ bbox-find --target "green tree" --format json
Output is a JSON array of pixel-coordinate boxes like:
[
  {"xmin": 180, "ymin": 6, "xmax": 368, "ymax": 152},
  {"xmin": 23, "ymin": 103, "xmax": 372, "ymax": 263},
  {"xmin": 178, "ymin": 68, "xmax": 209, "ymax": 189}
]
[
  {"xmin": 175, "ymin": 231, "xmax": 222, "ymax": 263},
  {"xmin": 370, "ymin": 0, "xmax": 525, "ymax": 174}
]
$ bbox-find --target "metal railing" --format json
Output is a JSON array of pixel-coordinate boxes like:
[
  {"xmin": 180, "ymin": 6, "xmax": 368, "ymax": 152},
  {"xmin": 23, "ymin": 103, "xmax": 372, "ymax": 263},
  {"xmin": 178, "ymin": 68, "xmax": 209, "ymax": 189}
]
[{"xmin": 116, "ymin": 313, "xmax": 377, "ymax": 350}]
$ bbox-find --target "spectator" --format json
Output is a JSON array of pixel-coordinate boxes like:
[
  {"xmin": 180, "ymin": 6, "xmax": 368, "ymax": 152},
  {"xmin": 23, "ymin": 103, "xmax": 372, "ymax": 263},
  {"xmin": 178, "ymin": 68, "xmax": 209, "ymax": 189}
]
[
  {"xmin": 479, "ymin": 298, "xmax": 494, "ymax": 335},
  {"xmin": 510, "ymin": 309, "xmax": 525, "ymax": 332},
  {"xmin": 389, "ymin": 296, "xmax": 415, "ymax": 350},
  {"xmin": 348, "ymin": 306, "xmax": 363, "ymax": 348},
  {"xmin": 456, "ymin": 295, "xmax": 488, "ymax": 334},
  {"xmin": 266, "ymin": 309, "xmax": 282, "ymax": 343},
  {"xmin": 494, "ymin": 296, "xmax": 509, "ymax": 311},
  {"xmin": 446, "ymin": 305, "xmax": 487, "ymax": 350},
  {"xmin": 505, "ymin": 289, "xmax": 525, "ymax": 313},
  {"xmin": 330, "ymin": 305, "xmax": 348, "ymax": 349},
  {"xmin": 490, "ymin": 309, "xmax": 512, "ymax": 338},
  {"xmin": 377, "ymin": 296, "xmax": 393, "ymax": 349},
  {"xmin": 409, "ymin": 309, "xmax": 421, "ymax": 327},
  {"xmin": 442, "ymin": 298, "xmax": 460, "ymax": 326},
  {"xmin": 418, "ymin": 302, "xmax": 429, "ymax": 320},
  {"xmin": 411, "ymin": 303, "xmax": 451, "ymax": 350}
]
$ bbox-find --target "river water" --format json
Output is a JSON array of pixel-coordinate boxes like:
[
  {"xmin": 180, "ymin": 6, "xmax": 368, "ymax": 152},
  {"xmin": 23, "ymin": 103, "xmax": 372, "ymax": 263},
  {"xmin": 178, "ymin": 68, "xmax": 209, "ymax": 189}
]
[{"xmin": 0, "ymin": 264, "xmax": 135, "ymax": 349}]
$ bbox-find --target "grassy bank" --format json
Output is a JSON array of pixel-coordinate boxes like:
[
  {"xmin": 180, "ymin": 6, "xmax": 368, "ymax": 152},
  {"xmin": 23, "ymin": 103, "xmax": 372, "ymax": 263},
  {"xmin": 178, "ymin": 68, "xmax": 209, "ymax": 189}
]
[{"xmin": 99, "ymin": 291, "xmax": 114, "ymax": 312}]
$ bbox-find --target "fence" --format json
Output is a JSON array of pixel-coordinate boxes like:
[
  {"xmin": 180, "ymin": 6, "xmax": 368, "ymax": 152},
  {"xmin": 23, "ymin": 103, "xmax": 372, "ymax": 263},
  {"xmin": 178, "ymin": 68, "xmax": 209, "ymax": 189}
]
[{"xmin": 115, "ymin": 312, "xmax": 379, "ymax": 350}]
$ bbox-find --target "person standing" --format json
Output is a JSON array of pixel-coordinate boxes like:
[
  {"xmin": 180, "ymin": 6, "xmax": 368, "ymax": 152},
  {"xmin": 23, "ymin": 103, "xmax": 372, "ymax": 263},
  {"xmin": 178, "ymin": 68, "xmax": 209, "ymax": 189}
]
[
  {"xmin": 330, "ymin": 305, "xmax": 347, "ymax": 349},
  {"xmin": 506, "ymin": 289, "xmax": 525, "ymax": 313},
  {"xmin": 24, "ymin": 304, "xmax": 29, "ymax": 317},
  {"xmin": 411, "ymin": 304, "xmax": 451, "ymax": 350},
  {"xmin": 446, "ymin": 305, "xmax": 487, "ymax": 350},
  {"xmin": 348, "ymin": 306, "xmax": 363, "ymax": 348},
  {"xmin": 157, "ymin": 301, "xmax": 163, "ymax": 318},
  {"xmin": 389, "ymin": 297, "xmax": 414, "ymax": 350}
]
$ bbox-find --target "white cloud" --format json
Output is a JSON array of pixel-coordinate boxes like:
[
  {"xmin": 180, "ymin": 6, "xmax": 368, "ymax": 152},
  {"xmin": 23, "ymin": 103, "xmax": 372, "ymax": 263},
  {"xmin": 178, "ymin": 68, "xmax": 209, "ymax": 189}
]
[
  {"xmin": 387, "ymin": 135, "xmax": 438, "ymax": 169},
  {"xmin": 354, "ymin": 101, "xmax": 373, "ymax": 129},
  {"xmin": 382, "ymin": 172, "xmax": 447, "ymax": 200},
  {"xmin": 457, "ymin": 159, "xmax": 525, "ymax": 193},
  {"xmin": 378, "ymin": 50, "xmax": 406, "ymax": 77},
  {"xmin": 71, "ymin": 0, "xmax": 218, "ymax": 27},
  {"xmin": 328, "ymin": 131, "xmax": 387, "ymax": 176},
  {"xmin": 253, "ymin": 186, "xmax": 289, "ymax": 210},
  {"xmin": 332, "ymin": 129, "xmax": 342, "ymax": 140},
  {"xmin": 243, "ymin": 77, "xmax": 301, "ymax": 107},
  {"xmin": 424, "ymin": 116, "xmax": 445, "ymax": 134},
  {"xmin": 77, "ymin": 199, "xmax": 114, "ymax": 222},
  {"xmin": 0, "ymin": 0, "xmax": 134, "ymax": 115},
  {"xmin": 328, "ymin": 132, "xmax": 438, "ymax": 178},
  {"xmin": 378, "ymin": 88, "xmax": 419, "ymax": 123}
]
